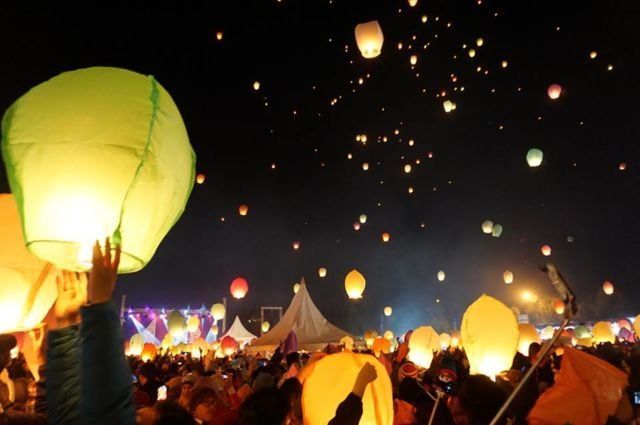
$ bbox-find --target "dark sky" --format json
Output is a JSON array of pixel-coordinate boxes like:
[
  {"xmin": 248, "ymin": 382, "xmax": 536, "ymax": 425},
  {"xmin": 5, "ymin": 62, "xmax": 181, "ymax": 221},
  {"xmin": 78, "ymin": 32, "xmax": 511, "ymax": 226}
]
[{"xmin": 1, "ymin": 1, "xmax": 639, "ymax": 335}]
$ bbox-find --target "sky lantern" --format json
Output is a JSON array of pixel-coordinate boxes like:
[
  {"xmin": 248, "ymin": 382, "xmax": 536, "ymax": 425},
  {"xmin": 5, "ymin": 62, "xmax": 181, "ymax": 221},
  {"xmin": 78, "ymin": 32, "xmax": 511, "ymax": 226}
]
[
  {"xmin": 443, "ymin": 100, "xmax": 457, "ymax": 113},
  {"xmin": 491, "ymin": 224, "xmax": 503, "ymax": 237},
  {"xmin": 547, "ymin": 83, "xmax": 562, "ymax": 99},
  {"xmin": 540, "ymin": 326, "xmax": 555, "ymax": 340},
  {"xmin": 440, "ymin": 333, "xmax": 451, "ymax": 349},
  {"xmin": 476, "ymin": 37, "xmax": 484, "ymax": 47},
  {"xmin": 450, "ymin": 331, "xmax": 461, "ymax": 348},
  {"xmin": 261, "ymin": 321, "xmax": 270, "ymax": 333},
  {"xmin": 437, "ymin": 270, "xmax": 446, "ymax": 282},
  {"xmin": 501, "ymin": 60, "xmax": 508, "ymax": 68},
  {"xmin": 372, "ymin": 337, "xmax": 391, "ymax": 356},
  {"xmin": 364, "ymin": 330, "xmax": 378, "ymax": 347},
  {"xmin": 292, "ymin": 241, "xmax": 301, "ymax": 250},
  {"xmin": 253, "ymin": 81, "xmax": 261, "ymax": 91},
  {"xmin": 302, "ymin": 352, "xmax": 393, "ymax": 425},
  {"xmin": 383, "ymin": 306, "xmax": 392, "ymax": 317},
  {"xmin": 129, "ymin": 334, "xmax": 144, "ymax": 356},
  {"xmin": 238, "ymin": 204, "xmax": 249, "ymax": 216},
  {"xmin": 461, "ymin": 294, "xmax": 519, "ymax": 379},
  {"xmin": 541, "ymin": 245, "xmax": 552, "ymax": 256},
  {"xmin": 220, "ymin": 336, "xmax": 239, "ymax": 356},
  {"xmin": 619, "ymin": 162, "xmax": 627, "ymax": 171},
  {"xmin": 318, "ymin": 267, "xmax": 327, "ymax": 278},
  {"xmin": 141, "ymin": 343, "xmax": 158, "ymax": 362},
  {"xmin": 210, "ymin": 303, "xmax": 225, "ymax": 321},
  {"xmin": 362, "ymin": 162, "xmax": 369, "ymax": 171},
  {"xmin": 526, "ymin": 148, "xmax": 544, "ymax": 167},
  {"xmin": 160, "ymin": 334, "xmax": 172, "ymax": 350},
  {"xmin": 215, "ymin": 31, "xmax": 223, "ymax": 41},
  {"xmin": 408, "ymin": 0, "xmax": 418, "ymax": 6},
  {"xmin": 230, "ymin": 277, "xmax": 249, "ymax": 299},
  {"xmin": 592, "ymin": 321, "xmax": 615, "ymax": 345},
  {"xmin": 196, "ymin": 173, "xmax": 205, "ymax": 184},
  {"xmin": 503, "ymin": 270, "xmax": 514, "ymax": 284},
  {"xmin": 382, "ymin": 232, "xmax": 390, "ymax": 242},
  {"xmin": 404, "ymin": 164, "xmax": 412, "ymax": 173},
  {"xmin": 407, "ymin": 326, "xmax": 441, "ymax": 368},
  {"xmin": 359, "ymin": 214, "xmax": 367, "ymax": 224},
  {"xmin": 1, "ymin": 67, "xmax": 195, "ymax": 273},
  {"xmin": 0, "ymin": 194, "xmax": 57, "ymax": 333},
  {"xmin": 211, "ymin": 324, "xmax": 219, "ymax": 336},
  {"xmin": 353, "ymin": 222, "xmax": 361, "ymax": 231},
  {"xmin": 481, "ymin": 220, "xmax": 494, "ymax": 234},
  {"xmin": 410, "ymin": 55, "xmax": 418, "ymax": 65},
  {"xmin": 186, "ymin": 315, "xmax": 200, "ymax": 333},
  {"xmin": 384, "ymin": 330, "xmax": 394, "ymax": 340},
  {"xmin": 517, "ymin": 324, "xmax": 541, "ymax": 356},
  {"xmin": 468, "ymin": 49, "xmax": 476, "ymax": 58},
  {"xmin": 553, "ymin": 299, "xmax": 565, "ymax": 315},
  {"xmin": 340, "ymin": 336, "xmax": 354, "ymax": 350},
  {"xmin": 602, "ymin": 281, "xmax": 614, "ymax": 295},
  {"xmin": 168, "ymin": 310, "xmax": 187, "ymax": 339},
  {"xmin": 345, "ymin": 269, "xmax": 366, "ymax": 299},
  {"xmin": 293, "ymin": 283, "xmax": 301, "ymax": 294},
  {"xmin": 354, "ymin": 20, "xmax": 384, "ymax": 59}
]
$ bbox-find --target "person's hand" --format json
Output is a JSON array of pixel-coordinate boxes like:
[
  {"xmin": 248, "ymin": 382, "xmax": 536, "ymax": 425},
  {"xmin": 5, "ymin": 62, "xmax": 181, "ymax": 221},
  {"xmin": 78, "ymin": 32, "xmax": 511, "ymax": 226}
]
[
  {"xmin": 88, "ymin": 238, "xmax": 120, "ymax": 304},
  {"xmin": 54, "ymin": 270, "xmax": 87, "ymax": 327},
  {"xmin": 353, "ymin": 362, "xmax": 378, "ymax": 397}
]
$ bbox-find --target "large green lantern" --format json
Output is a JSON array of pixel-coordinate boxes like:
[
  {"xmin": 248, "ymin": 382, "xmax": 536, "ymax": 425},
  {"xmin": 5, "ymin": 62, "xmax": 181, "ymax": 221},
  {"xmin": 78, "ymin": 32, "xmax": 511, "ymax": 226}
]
[{"xmin": 1, "ymin": 67, "xmax": 195, "ymax": 273}]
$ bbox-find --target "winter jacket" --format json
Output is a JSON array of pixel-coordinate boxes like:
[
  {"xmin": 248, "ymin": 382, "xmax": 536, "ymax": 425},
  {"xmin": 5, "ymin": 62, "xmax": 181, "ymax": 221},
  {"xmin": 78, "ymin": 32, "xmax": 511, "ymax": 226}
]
[
  {"xmin": 329, "ymin": 393, "xmax": 363, "ymax": 425},
  {"xmin": 46, "ymin": 326, "xmax": 80, "ymax": 425}
]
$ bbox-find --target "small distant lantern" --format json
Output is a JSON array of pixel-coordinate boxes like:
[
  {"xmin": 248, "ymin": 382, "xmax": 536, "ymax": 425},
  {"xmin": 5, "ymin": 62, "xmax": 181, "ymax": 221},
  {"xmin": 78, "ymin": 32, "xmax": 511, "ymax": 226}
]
[
  {"xmin": 293, "ymin": 283, "xmax": 301, "ymax": 294},
  {"xmin": 410, "ymin": 55, "xmax": 418, "ymax": 65},
  {"xmin": 210, "ymin": 303, "xmax": 226, "ymax": 321},
  {"xmin": 359, "ymin": 214, "xmax": 367, "ymax": 224},
  {"xmin": 261, "ymin": 321, "xmax": 270, "ymax": 333},
  {"xmin": 318, "ymin": 267, "xmax": 327, "ymax": 278},
  {"xmin": 553, "ymin": 299, "xmax": 565, "ymax": 315},
  {"xmin": 238, "ymin": 204, "xmax": 249, "ymax": 216},
  {"xmin": 503, "ymin": 270, "xmax": 513, "ymax": 284},
  {"xmin": 526, "ymin": 148, "xmax": 544, "ymax": 167},
  {"xmin": 437, "ymin": 270, "xmax": 446, "ymax": 282},
  {"xmin": 481, "ymin": 220, "xmax": 494, "ymax": 234},
  {"xmin": 541, "ymin": 245, "xmax": 552, "ymax": 256},
  {"xmin": 196, "ymin": 173, "xmax": 206, "ymax": 184},
  {"xmin": 468, "ymin": 49, "xmax": 476, "ymax": 58},
  {"xmin": 491, "ymin": 224, "xmax": 503, "ymax": 237},
  {"xmin": 383, "ymin": 306, "xmax": 392, "ymax": 317},
  {"xmin": 547, "ymin": 83, "xmax": 562, "ymax": 100},
  {"xmin": 253, "ymin": 81, "xmax": 261, "ymax": 91},
  {"xmin": 353, "ymin": 222, "xmax": 361, "ymax": 231},
  {"xmin": 293, "ymin": 241, "xmax": 301, "ymax": 250},
  {"xmin": 382, "ymin": 232, "xmax": 390, "ymax": 242},
  {"xmin": 602, "ymin": 281, "xmax": 614, "ymax": 295}
]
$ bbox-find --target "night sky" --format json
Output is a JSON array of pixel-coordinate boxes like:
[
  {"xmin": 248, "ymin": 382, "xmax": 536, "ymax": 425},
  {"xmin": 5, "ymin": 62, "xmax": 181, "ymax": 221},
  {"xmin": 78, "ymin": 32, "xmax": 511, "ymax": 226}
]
[{"xmin": 1, "ymin": 1, "xmax": 639, "ymax": 335}]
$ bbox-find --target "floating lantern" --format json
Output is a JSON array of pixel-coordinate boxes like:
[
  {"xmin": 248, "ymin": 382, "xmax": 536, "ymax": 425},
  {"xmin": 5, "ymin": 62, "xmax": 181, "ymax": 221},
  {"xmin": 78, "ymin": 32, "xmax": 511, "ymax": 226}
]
[
  {"xmin": 0, "ymin": 67, "xmax": 195, "ymax": 273},
  {"xmin": 437, "ymin": 270, "xmax": 446, "ymax": 282},
  {"xmin": 461, "ymin": 294, "xmax": 519, "ymax": 378},
  {"xmin": 503, "ymin": 270, "xmax": 513, "ymax": 284},
  {"xmin": 359, "ymin": 214, "xmax": 367, "ymax": 224},
  {"xmin": 354, "ymin": 21, "xmax": 384, "ymax": 59},
  {"xmin": 481, "ymin": 220, "xmax": 494, "ymax": 234},
  {"xmin": 404, "ymin": 164, "xmax": 412, "ymax": 173},
  {"xmin": 192, "ymin": 338, "xmax": 209, "ymax": 358},
  {"xmin": 553, "ymin": 299, "xmax": 565, "ymax": 315},
  {"xmin": 443, "ymin": 100, "xmax": 457, "ymax": 113},
  {"xmin": 372, "ymin": 337, "xmax": 391, "ymax": 356},
  {"xmin": 440, "ymin": 333, "xmax": 451, "ymax": 349},
  {"xmin": 592, "ymin": 321, "xmax": 615, "ymax": 345},
  {"xmin": 547, "ymin": 83, "xmax": 562, "ymax": 100},
  {"xmin": 383, "ymin": 306, "xmax": 392, "ymax": 317},
  {"xmin": 384, "ymin": 330, "xmax": 394, "ymax": 340},
  {"xmin": 362, "ymin": 162, "xmax": 369, "ymax": 171},
  {"xmin": 129, "ymin": 334, "xmax": 144, "ymax": 356},
  {"xmin": 302, "ymin": 352, "xmax": 393, "ymax": 425},
  {"xmin": 353, "ymin": 222, "xmax": 361, "ymax": 231},
  {"xmin": 340, "ymin": 336, "xmax": 354, "ymax": 350},
  {"xmin": 476, "ymin": 38, "xmax": 484, "ymax": 47},
  {"xmin": 141, "ymin": 343, "xmax": 158, "ymax": 362},
  {"xmin": 261, "ymin": 321, "xmax": 270, "ymax": 333},
  {"xmin": 407, "ymin": 326, "xmax": 441, "ymax": 368},
  {"xmin": 238, "ymin": 204, "xmax": 249, "ymax": 216},
  {"xmin": 589, "ymin": 51, "xmax": 597, "ymax": 59},
  {"xmin": 602, "ymin": 281, "xmax": 614, "ymax": 295},
  {"xmin": 492, "ymin": 224, "xmax": 503, "ymax": 237},
  {"xmin": 161, "ymin": 334, "xmax": 173, "ymax": 350},
  {"xmin": 187, "ymin": 315, "xmax": 200, "ymax": 333},
  {"xmin": 215, "ymin": 31, "xmax": 223, "ymax": 41},
  {"xmin": 318, "ymin": 267, "xmax": 327, "ymax": 278},
  {"xmin": 364, "ymin": 330, "xmax": 378, "ymax": 347},
  {"xmin": 293, "ymin": 283, "xmax": 301, "ymax": 294},
  {"xmin": 211, "ymin": 303, "xmax": 226, "ymax": 321},
  {"xmin": 253, "ymin": 81, "xmax": 261, "ymax": 91},
  {"xmin": 468, "ymin": 49, "xmax": 476, "ymax": 58},
  {"xmin": 211, "ymin": 325, "xmax": 219, "ymax": 336},
  {"xmin": 168, "ymin": 310, "xmax": 186, "ymax": 339},
  {"xmin": 408, "ymin": 0, "xmax": 418, "ymax": 6},
  {"xmin": 574, "ymin": 325, "xmax": 591, "ymax": 340},
  {"xmin": 382, "ymin": 232, "xmax": 390, "ymax": 242},
  {"xmin": 517, "ymin": 324, "xmax": 541, "ymax": 356},
  {"xmin": 220, "ymin": 336, "xmax": 238, "ymax": 356},
  {"xmin": 196, "ymin": 173, "xmax": 205, "ymax": 184},
  {"xmin": 619, "ymin": 163, "xmax": 627, "ymax": 171},
  {"xmin": 526, "ymin": 148, "xmax": 544, "ymax": 167},
  {"xmin": 293, "ymin": 241, "xmax": 301, "ymax": 250},
  {"xmin": 410, "ymin": 55, "xmax": 418, "ymax": 65},
  {"xmin": 541, "ymin": 245, "xmax": 552, "ymax": 256},
  {"xmin": 230, "ymin": 277, "xmax": 249, "ymax": 299},
  {"xmin": 345, "ymin": 269, "xmax": 366, "ymax": 299},
  {"xmin": 540, "ymin": 326, "xmax": 555, "ymax": 340},
  {"xmin": 450, "ymin": 331, "xmax": 461, "ymax": 348},
  {"xmin": 501, "ymin": 60, "xmax": 508, "ymax": 68}
]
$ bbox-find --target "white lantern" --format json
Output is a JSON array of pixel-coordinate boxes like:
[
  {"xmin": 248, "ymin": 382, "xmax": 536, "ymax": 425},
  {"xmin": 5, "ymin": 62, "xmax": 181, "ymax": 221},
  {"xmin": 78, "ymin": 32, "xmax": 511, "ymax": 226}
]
[
  {"xmin": 526, "ymin": 148, "xmax": 544, "ymax": 167},
  {"xmin": 354, "ymin": 21, "xmax": 384, "ymax": 59}
]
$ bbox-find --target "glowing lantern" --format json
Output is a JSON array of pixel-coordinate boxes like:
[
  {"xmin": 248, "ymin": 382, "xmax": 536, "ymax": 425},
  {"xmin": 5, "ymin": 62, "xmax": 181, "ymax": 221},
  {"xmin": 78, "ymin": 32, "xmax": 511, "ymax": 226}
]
[
  {"xmin": 517, "ymin": 324, "xmax": 541, "ymax": 356},
  {"xmin": 541, "ymin": 245, "xmax": 552, "ymax": 256},
  {"xmin": 382, "ymin": 232, "xmax": 390, "ymax": 242},
  {"xmin": 193, "ymin": 338, "xmax": 208, "ymax": 354},
  {"xmin": 253, "ymin": 81, "xmax": 261, "ymax": 91},
  {"xmin": 354, "ymin": 21, "xmax": 384, "ymax": 59},
  {"xmin": 553, "ymin": 299, "xmax": 565, "ymax": 315},
  {"xmin": 216, "ymin": 31, "xmax": 223, "ymax": 41},
  {"xmin": 362, "ymin": 162, "xmax": 369, "ymax": 171},
  {"xmin": 602, "ymin": 281, "xmax": 614, "ymax": 295},
  {"xmin": 230, "ymin": 277, "xmax": 249, "ymax": 299},
  {"xmin": 161, "ymin": 334, "xmax": 172, "ymax": 350},
  {"xmin": 421, "ymin": 15, "xmax": 427, "ymax": 23},
  {"xmin": 345, "ymin": 269, "xmax": 366, "ymax": 299},
  {"xmin": 491, "ymin": 224, "xmax": 503, "ymax": 237},
  {"xmin": 437, "ymin": 270, "xmax": 446, "ymax": 282},
  {"xmin": 196, "ymin": 173, "xmax": 205, "ymax": 184},
  {"xmin": 440, "ymin": 333, "xmax": 451, "ymax": 349},
  {"xmin": 443, "ymin": 100, "xmax": 457, "ymax": 113},
  {"xmin": 461, "ymin": 294, "xmax": 519, "ymax": 378},
  {"xmin": 292, "ymin": 241, "xmax": 301, "ymax": 250},
  {"xmin": 407, "ymin": 326, "xmax": 441, "ymax": 368},
  {"xmin": 481, "ymin": 220, "xmax": 494, "ymax": 234},
  {"xmin": 353, "ymin": 222, "xmax": 361, "ymax": 231},
  {"xmin": 359, "ymin": 214, "xmax": 367, "ymax": 224},
  {"xmin": 592, "ymin": 322, "xmax": 615, "ymax": 345},
  {"xmin": 410, "ymin": 55, "xmax": 418, "ymax": 66},
  {"xmin": 210, "ymin": 303, "xmax": 226, "ymax": 321},
  {"xmin": 589, "ymin": 51, "xmax": 597, "ymax": 59},
  {"xmin": 501, "ymin": 60, "xmax": 508, "ymax": 68},
  {"xmin": 408, "ymin": 0, "xmax": 418, "ymax": 6},
  {"xmin": 293, "ymin": 283, "xmax": 300, "ymax": 294},
  {"xmin": 476, "ymin": 38, "xmax": 484, "ymax": 47},
  {"xmin": 340, "ymin": 336, "xmax": 354, "ymax": 350},
  {"xmin": 384, "ymin": 330, "xmax": 394, "ymax": 340},
  {"xmin": 318, "ymin": 267, "xmax": 327, "ymax": 278},
  {"xmin": 0, "ymin": 194, "xmax": 56, "ymax": 333},
  {"xmin": 503, "ymin": 270, "xmax": 513, "ymax": 284},
  {"xmin": 372, "ymin": 337, "xmax": 391, "ymax": 356},
  {"xmin": 302, "ymin": 352, "xmax": 393, "ymax": 425},
  {"xmin": 468, "ymin": 49, "xmax": 476, "ymax": 58},
  {"xmin": 261, "ymin": 321, "xmax": 270, "ymax": 333},
  {"xmin": 220, "ymin": 336, "xmax": 238, "ymax": 356},
  {"xmin": 187, "ymin": 315, "xmax": 200, "ymax": 333},
  {"xmin": 619, "ymin": 163, "xmax": 627, "ymax": 171},
  {"xmin": 574, "ymin": 326, "xmax": 591, "ymax": 340},
  {"xmin": 238, "ymin": 204, "xmax": 249, "ymax": 216},
  {"xmin": 526, "ymin": 148, "xmax": 544, "ymax": 167},
  {"xmin": 141, "ymin": 343, "xmax": 157, "ymax": 362},
  {"xmin": 174, "ymin": 343, "xmax": 187, "ymax": 353},
  {"xmin": 404, "ymin": 164, "xmax": 412, "ymax": 173},
  {"xmin": 129, "ymin": 334, "xmax": 144, "ymax": 356},
  {"xmin": 547, "ymin": 83, "xmax": 562, "ymax": 100},
  {"xmin": 168, "ymin": 310, "xmax": 186, "ymax": 339},
  {"xmin": 383, "ymin": 306, "xmax": 392, "ymax": 317},
  {"xmin": 541, "ymin": 326, "xmax": 555, "ymax": 340},
  {"xmin": 1, "ymin": 67, "xmax": 195, "ymax": 273},
  {"xmin": 364, "ymin": 330, "xmax": 378, "ymax": 347},
  {"xmin": 211, "ymin": 325, "xmax": 219, "ymax": 336},
  {"xmin": 450, "ymin": 331, "xmax": 461, "ymax": 348}
]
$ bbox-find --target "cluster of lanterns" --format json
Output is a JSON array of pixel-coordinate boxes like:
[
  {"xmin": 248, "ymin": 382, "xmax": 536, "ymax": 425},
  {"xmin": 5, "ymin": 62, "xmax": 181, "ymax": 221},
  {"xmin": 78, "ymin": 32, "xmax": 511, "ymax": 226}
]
[{"xmin": 481, "ymin": 220, "xmax": 503, "ymax": 237}]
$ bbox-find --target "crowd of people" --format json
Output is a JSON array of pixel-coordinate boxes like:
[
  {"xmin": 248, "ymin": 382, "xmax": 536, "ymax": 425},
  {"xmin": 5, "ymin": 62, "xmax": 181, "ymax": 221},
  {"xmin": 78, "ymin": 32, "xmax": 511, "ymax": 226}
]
[{"xmin": 0, "ymin": 239, "xmax": 639, "ymax": 424}]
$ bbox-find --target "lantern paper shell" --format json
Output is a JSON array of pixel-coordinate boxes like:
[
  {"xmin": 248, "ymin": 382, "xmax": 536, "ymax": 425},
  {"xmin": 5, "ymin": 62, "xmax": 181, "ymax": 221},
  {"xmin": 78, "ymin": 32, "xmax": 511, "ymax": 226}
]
[
  {"xmin": 383, "ymin": 306, "xmax": 392, "ymax": 317},
  {"xmin": 547, "ymin": 83, "xmax": 562, "ymax": 100},
  {"xmin": 230, "ymin": 277, "xmax": 249, "ymax": 299},
  {"xmin": 540, "ymin": 326, "xmax": 555, "ymax": 340},
  {"xmin": 541, "ymin": 245, "xmax": 552, "ymax": 256},
  {"xmin": 129, "ymin": 334, "xmax": 144, "ymax": 356},
  {"xmin": 293, "ymin": 283, "xmax": 300, "ymax": 294},
  {"xmin": 141, "ymin": 343, "xmax": 157, "ymax": 362},
  {"xmin": 382, "ymin": 232, "xmax": 390, "ymax": 242},
  {"xmin": 407, "ymin": 326, "xmax": 441, "ymax": 368},
  {"xmin": 210, "ymin": 303, "xmax": 226, "ymax": 321},
  {"xmin": 491, "ymin": 224, "xmax": 503, "ymax": 237},
  {"xmin": 359, "ymin": 214, "xmax": 367, "ymax": 224},
  {"xmin": 196, "ymin": 173, "xmax": 205, "ymax": 184},
  {"xmin": 354, "ymin": 21, "xmax": 384, "ymax": 59},
  {"xmin": 187, "ymin": 316, "xmax": 200, "ymax": 333},
  {"xmin": 372, "ymin": 337, "xmax": 391, "ymax": 356},
  {"xmin": 0, "ymin": 194, "xmax": 56, "ymax": 333},
  {"xmin": 461, "ymin": 294, "xmax": 519, "ymax": 378},
  {"xmin": 1, "ymin": 67, "xmax": 195, "ymax": 273},
  {"xmin": 238, "ymin": 204, "xmax": 249, "ymax": 216},
  {"xmin": 592, "ymin": 321, "xmax": 615, "ymax": 345},
  {"xmin": 517, "ymin": 323, "xmax": 541, "ymax": 356},
  {"xmin": 481, "ymin": 220, "xmax": 494, "ymax": 234},
  {"xmin": 220, "ymin": 336, "xmax": 239, "ymax": 356},
  {"xmin": 437, "ymin": 270, "xmax": 446, "ymax": 282},
  {"xmin": 443, "ymin": 100, "xmax": 456, "ymax": 113},
  {"xmin": 161, "ymin": 334, "xmax": 173, "ymax": 350},
  {"xmin": 318, "ymin": 267, "xmax": 327, "ymax": 278},
  {"xmin": 168, "ymin": 310, "xmax": 186, "ymax": 339},
  {"xmin": 302, "ymin": 352, "xmax": 393, "ymax": 425},
  {"xmin": 261, "ymin": 321, "xmax": 270, "ymax": 333},
  {"xmin": 526, "ymin": 148, "xmax": 544, "ymax": 167},
  {"xmin": 450, "ymin": 331, "xmax": 461, "ymax": 348},
  {"xmin": 503, "ymin": 271, "xmax": 514, "ymax": 285},
  {"xmin": 345, "ymin": 269, "xmax": 366, "ymax": 299},
  {"xmin": 602, "ymin": 281, "xmax": 614, "ymax": 295}
]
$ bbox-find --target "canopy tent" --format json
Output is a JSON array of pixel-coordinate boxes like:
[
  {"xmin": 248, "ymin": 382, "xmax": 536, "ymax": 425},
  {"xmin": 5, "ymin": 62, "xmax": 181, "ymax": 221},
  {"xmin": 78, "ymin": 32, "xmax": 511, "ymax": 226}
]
[
  {"xmin": 221, "ymin": 316, "xmax": 258, "ymax": 347},
  {"xmin": 248, "ymin": 279, "xmax": 351, "ymax": 352}
]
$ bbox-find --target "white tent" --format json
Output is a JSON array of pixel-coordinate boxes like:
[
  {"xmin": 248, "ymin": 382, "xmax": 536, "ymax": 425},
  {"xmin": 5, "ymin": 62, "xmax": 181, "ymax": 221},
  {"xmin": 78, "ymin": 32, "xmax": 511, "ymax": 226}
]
[
  {"xmin": 248, "ymin": 279, "xmax": 351, "ymax": 352},
  {"xmin": 221, "ymin": 316, "xmax": 257, "ymax": 347}
]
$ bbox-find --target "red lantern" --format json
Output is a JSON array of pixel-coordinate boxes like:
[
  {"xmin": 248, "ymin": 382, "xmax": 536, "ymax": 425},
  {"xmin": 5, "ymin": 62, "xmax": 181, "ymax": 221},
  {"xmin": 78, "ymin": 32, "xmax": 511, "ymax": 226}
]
[
  {"xmin": 238, "ymin": 204, "xmax": 249, "ymax": 216},
  {"xmin": 553, "ymin": 299, "xmax": 565, "ymax": 315},
  {"xmin": 381, "ymin": 232, "xmax": 390, "ymax": 242},
  {"xmin": 602, "ymin": 281, "xmax": 614, "ymax": 295},
  {"xmin": 547, "ymin": 84, "xmax": 562, "ymax": 100},
  {"xmin": 230, "ymin": 277, "xmax": 249, "ymax": 299},
  {"xmin": 541, "ymin": 245, "xmax": 552, "ymax": 256},
  {"xmin": 196, "ymin": 173, "xmax": 206, "ymax": 184},
  {"xmin": 220, "ymin": 336, "xmax": 238, "ymax": 356}
]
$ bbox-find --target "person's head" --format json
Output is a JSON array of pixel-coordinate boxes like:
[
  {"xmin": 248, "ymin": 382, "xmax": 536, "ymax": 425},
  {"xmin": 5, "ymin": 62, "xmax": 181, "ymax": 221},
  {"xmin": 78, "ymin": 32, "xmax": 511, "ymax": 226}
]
[
  {"xmin": 188, "ymin": 386, "xmax": 224, "ymax": 423},
  {"xmin": 285, "ymin": 352, "xmax": 300, "ymax": 369},
  {"xmin": 181, "ymin": 373, "xmax": 195, "ymax": 398},
  {"xmin": 459, "ymin": 375, "xmax": 508, "ymax": 425},
  {"xmin": 528, "ymin": 342, "xmax": 542, "ymax": 362},
  {"xmin": 398, "ymin": 377, "xmax": 423, "ymax": 404},
  {"xmin": 0, "ymin": 334, "xmax": 17, "ymax": 371},
  {"xmin": 239, "ymin": 388, "xmax": 290, "ymax": 425},
  {"xmin": 139, "ymin": 362, "xmax": 157, "ymax": 383},
  {"xmin": 154, "ymin": 401, "xmax": 197, "ymax": 425}
]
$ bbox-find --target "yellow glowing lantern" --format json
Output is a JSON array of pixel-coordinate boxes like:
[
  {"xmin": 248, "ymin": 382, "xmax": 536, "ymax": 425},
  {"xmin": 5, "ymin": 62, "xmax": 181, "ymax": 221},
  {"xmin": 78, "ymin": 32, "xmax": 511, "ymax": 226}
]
[
  {"xmin": 211, "ymin": 325, "xmax": 219, "ymax": 336},
  {"xmin": 238, "ymin": 204, "xmax": 249, "ymax": 216},
  {"xmin": 317, "ymin": 267, "xmax": 327, "ymax": 278},
  {"xmin": 359, "ymin": 214, "xmax": 367, "ymax": 224},
  {"xmin": 461, "ymin": 294, "xmax": 519, "ymax": 378},
  {"xmin": 592, "ymin": 321, "xmax": 615, "ymax": 345},
  {"xmin": 450, "ymin": 331, "xmax": 461, "ymax": 348},
  {"xmin": 421, "ymin": 15, "xmax": 427, "ymax": 23},
  {"xmin": 384, "ymin": 330, "xmax": 394, "ymax": 340},
  {"xmin": 602, "ymin": 281, "xmax": 614, "ymax": 295},
  {"xmin": 503, "ymin": 270, "xmax": 513, "ymax": 284},
  {"xmin": 196, "ymin": 173, "xmax": 205, "ymax": 184},
  {"xmin": 437, "ymin": 270, "xmax": 446, "ymax": 282},
  {"xmin": 261, "ymin": 321, "xmax": 270, "ymax": 333},
  {"xmin": 129, "ymin": 334, "xmax": 144, "ymax": 356},
  {"xmin": 589, "ymin": 51, "xmax": 597, "ymax": 59},
  {"xmin": 382, "ymin": 232, "xmax": 390, "ymax": 242},
  {"xmin": 372, "ymin": 337, "xmax": 391, "ymax": 356},
  {"xmin": 481, "ymin": 220, "xmax": 494, "ymax": 234},
  {"xmin": 517, "ymin": 323, "xmax": 541, "ymax": 355},
  {"xmin": 553, "ymin": 299, "xmax": 565, "ymax": 315},
  {"xmin": 410, "ymin": 55, "xmax": 418, "ymax": 66},
  {"xmin": 440, "ymin": 333, "xmax": 451, "ymax": 349},
  {"xmin": 187, "ymin": 315, "xmax": 200, "ymax": 333},
  {"xmin": 216, "ymin": 31, "xmax": 223, "ymax": 41},
  {"xmin": 0, "ymin": 194, "xmax": 56, "ymax": 333},
  {"xmin": 408, "ymin": 0, "xmax": 418, "ymax": 6},
  {"xmin": 501, "ymin": 60, "xmax": 508, "ymax": 68},
  {"xmin": 547, "ymin": 83, "xmax": 562, "ymax": 100},
  {"xmin": 541, "ymin": 245, "xmax": 552, "ymax": 256},
  {"xmin": 404, "ymin": 164, "xmax": 412, "ymax": 173},
  {"xmin": 168, "ymin": 310, "xmax": 186, "ymax": 339},
  {"xmin": 345, "ymin": 269, "xmax": 366, "ymax": 299},
  {"xmin": 253, "ymin": 81, "xmax": 261, "ymax": 91},
  {"xmin": 468, "ymin": 49, "xmax": 476, "ymax": 58},
  {"xmin": 476, "ymin": 38, "xmax": 484, "ymax": 47},
  {"xmin": 364, "ymin": 329, "xmax": 378, "ymax": 348},
  {"xmin": 1, "ymin": 67, "xmax": 195, "ymax": 273},
  {"xmin": 161, "ymin": 334, "xmax": 172, "ymax": 350},
  {"xmin": 633, "ymin": 316, "xmax": 640, "ymax": 338},
  {"xmin": 526, "ymin": 148, "xmax": 544, "ymax": 167},
  {"xmin": 293, "ymin": 283, "xmax": 301, "ymax": 294},
  {"xmin": 302, "ymin": 352, "xmax": 393, "ymax": 425},
  {"xmin": 354, "ymin": 21, "xmax": 384, "ymax": 59},
  {"xmin": 407, "ymin": 326, "xmax": 441, "ymax": 368},
  {"xmin": 141, "ymin": 343, "xmax": 157, "ymax": 362},
  {"xmin": 443, "ymin": 100, "xmax": 456, "ymax": 113},
  {"xmin": 383, "ymin": 306, "xmax": 392, "ymax": 317},
  {"xmin": 540, "ymin": 325, "xmax": 555, "ymax": 340},
  {"xmin": 210, "ymin": 303, "xmax": 226, "ymax": 321},
  {"xmin": 340, "ymin": 336, "xmax": 354, "ymax": 350}
]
